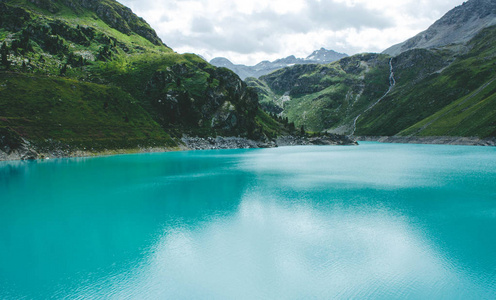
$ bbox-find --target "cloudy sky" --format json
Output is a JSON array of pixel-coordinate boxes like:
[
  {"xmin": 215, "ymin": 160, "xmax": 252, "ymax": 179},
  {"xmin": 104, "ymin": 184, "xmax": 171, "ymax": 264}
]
[{"xmin": 118, "ymin": 0, "xmax": 466, "ymax": 65}]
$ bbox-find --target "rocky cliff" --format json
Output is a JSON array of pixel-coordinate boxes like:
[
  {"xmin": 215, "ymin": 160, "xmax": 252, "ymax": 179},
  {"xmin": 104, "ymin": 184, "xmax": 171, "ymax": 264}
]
[{"xmin": 383, "ymin": 0, "xmax": 496, "ymax": 56}]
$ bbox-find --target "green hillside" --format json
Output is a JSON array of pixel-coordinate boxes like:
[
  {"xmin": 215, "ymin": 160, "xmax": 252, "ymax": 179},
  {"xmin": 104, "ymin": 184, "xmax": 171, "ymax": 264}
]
[
  {"xmin": 254, "ymin": 25, "xmax": 496, "ymax": 138},
  {"xmin": 399, "ymin": 74, "xmax": 496, "ymax": 137},
  {"xmin": 0, "ymin": 72, "xmax": 174, "ymax": 151},
  {"xmin": 357, "ymin": 26, "xmax": 496, "ymax": 138},
  {"xmin": 250, "ymin": 54, "xmax": 391, "ymax": 133},
  {"xmin": 0, "ymin": 0, "xmax": 289, "ymax": 157}
]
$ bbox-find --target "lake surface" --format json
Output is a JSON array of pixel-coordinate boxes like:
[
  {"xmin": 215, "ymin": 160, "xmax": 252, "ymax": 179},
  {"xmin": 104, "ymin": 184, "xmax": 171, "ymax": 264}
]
[{"xmin": 1, "ymin": 142, "xmax": 496, "ymax": 299}]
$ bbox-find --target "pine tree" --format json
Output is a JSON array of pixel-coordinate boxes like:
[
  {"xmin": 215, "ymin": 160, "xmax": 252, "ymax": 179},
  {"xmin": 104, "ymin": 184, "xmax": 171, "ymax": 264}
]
[
  {"xmin": 1, "ymin": 42, "xmax": 10, "ymax": 69},
  {"xmin": 60, "ymin": 63, "xmax": 68, "ymax": 75}
]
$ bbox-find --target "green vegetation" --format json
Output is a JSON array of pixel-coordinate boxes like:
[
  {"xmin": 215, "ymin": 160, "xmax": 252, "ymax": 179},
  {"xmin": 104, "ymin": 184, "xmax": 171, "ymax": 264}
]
[
  {"xmin": 255, "ymin": 54, "xmax": 391, "ymax": 133},
  {"xmin": 0, "ymin": 0, "xmax": 289, "ymax": 156},
  {"xmin": 0, "ymin": 72, "xmax": 175, "ymax": 151},
  {"xmin": 245, "ymin": 77, "xmax": 281, "ymax": 114},
  {"xmin": 399, "ymin": 78, "xmax": 496, "ymax": 137},
  {"xmin": 254, "ymin": 26, "xmax": 496, "ymax": 138},
  {"xmin": 356, "ymin": 26, "xmax": 496, "ymax": 138}
]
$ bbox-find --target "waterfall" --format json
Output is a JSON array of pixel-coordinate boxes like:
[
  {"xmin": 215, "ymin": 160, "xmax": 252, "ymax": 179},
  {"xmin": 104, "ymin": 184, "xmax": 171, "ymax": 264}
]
[{"xmin": 350, "ymin": 58, "xmax": 396, "ymax": 136}]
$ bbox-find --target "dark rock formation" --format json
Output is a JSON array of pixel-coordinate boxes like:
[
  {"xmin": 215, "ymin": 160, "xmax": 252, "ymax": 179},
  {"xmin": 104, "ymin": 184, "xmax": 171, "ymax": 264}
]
[
  {"xmin": 144, "ymin": 64, "xmax": 259, "ymax": 137},
  {"xmin": 181, "ymin": 133, "xmax": 357, "ymax": 151},
  {"xmin": 181, "ymin": 136, "xmax": 275, "ymax": 150},
  {"xmin": 0, "ymin": 3, "xmax": 32, "ymax": 31},
  {"xmin": 276, "ymin": 134, "xmax": 358, "ymax": 146},
  {"xmin": 0, "ymin": 128, "xmax": 39, "ymax": 160}
]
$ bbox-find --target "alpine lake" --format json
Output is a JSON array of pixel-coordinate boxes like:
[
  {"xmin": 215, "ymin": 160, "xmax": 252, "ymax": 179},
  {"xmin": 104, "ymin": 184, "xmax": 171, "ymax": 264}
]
[{"xmin": 1, "ymin": 142, "xmax": 495, "ymax": 299}]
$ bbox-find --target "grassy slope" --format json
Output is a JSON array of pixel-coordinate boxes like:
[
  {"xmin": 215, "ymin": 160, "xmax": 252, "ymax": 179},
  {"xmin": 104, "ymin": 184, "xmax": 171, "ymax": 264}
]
[
  {"xmin": 258, "ymin": 54, "xmax": 391, "ymax": 132},
  {"xmin": 245, "ymin": 77, "xmax": 281, "ymax": 113},
  {"xmin": 2, "ymin": 0, "xmax": 172, "ymax": 76},
  {"xmin": 399, "ymin": 77, "xmax": 496, "ymax": 137},
  {"xmin": 0, "ymin": 72, "xmax": 175, "ymax": 150},
  {"xmin": 0, "ymin": 0, "xmax": 177, "ymax": 150},
  {"xmin": 396, "ymin": 27, "xmax": 496, "ymax": 138},
  {"xmin": 1, "ymin": 0, "xmax": 287, "ymax": 154},
  {"xmin": 355, "ymin": 49, "xmax": 455, "ymax": 136},
  {"xmin": 255, "ymin": 26, "xmax": 496, "ymax": 138},
  {"xmin": 356, "ymin": 27, "xmax": 496, "ymax": 137}
]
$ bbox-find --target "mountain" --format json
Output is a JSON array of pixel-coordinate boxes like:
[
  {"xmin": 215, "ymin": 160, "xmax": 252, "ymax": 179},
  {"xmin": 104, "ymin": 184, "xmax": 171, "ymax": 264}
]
[
  {"xmin": 306, "ymin": 48, "xmax": 348, "ymax": 63},
  {"xmin": 383, "ymin": 0, "xmax": 496, "ymax": 56},
  {"xmin": 247, "ymin": 53, "xmax": 394, "ymax": 132},
  {"xmin": 251, "ymin": 0, "xmax": 496, "ymax": 140},
  {"xmin": 210, "ymin": 48, "xmax": 348, "ymax": 80},
  {"xmin": 209, "ymin": 57, "xmax": 254, "ymax": 80},
  {"xmin": 0, "ymin": 0, "xmax": 296, "ymax": 159}
]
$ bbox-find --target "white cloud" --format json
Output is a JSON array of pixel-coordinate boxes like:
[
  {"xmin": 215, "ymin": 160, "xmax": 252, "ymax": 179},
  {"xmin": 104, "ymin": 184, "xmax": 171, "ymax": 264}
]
[{"xmin": 118, "ymin": 0, "xmax": 466, "ymax": 65}]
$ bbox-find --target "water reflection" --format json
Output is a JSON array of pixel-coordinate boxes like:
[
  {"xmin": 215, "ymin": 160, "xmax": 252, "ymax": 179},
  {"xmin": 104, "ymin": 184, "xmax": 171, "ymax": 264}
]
[
  {"xmin": 1, "ymin": 144, "xmax": 496, "ymax": 299},
  {"xmin": 71, "ymin": 190, "xmax": 493, "ymax": 299}
]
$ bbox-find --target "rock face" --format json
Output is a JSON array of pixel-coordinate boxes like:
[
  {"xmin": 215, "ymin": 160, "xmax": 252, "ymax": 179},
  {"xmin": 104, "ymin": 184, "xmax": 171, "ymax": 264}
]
[
  {"xmin": 181, "ymin": 133, "xmax": 357, "ymax": 151},
  {"xmin": 0, "ymin": 128, "xmax": 39, "ymax": 160},
  {"xmin": 383, "ymin": 0, "xmax": 496, "ymax": 56},
  {"xmin": 275, "ymin": 134, "xmax": 358, "ymax": 146},
  {"xmin": 258, "ymin": 64, "xmax": 324, "ymax": 95},
  {"xmin": 181, "ymin": 136, "xmax": 274, "ymax": 150},
  {"xmin": 143, "ymin": 63, "xmax": 260, "ymax": 137},
  {"xmin": 210, "ymin": 48, "xmax": 348, "ymax": 80}
]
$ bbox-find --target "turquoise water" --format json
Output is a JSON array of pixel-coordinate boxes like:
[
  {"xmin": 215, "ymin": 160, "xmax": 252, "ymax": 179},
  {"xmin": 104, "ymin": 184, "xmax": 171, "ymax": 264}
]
[{"xmin": 1, "ymin": 142, "xmax": 496, "ymax": 299}]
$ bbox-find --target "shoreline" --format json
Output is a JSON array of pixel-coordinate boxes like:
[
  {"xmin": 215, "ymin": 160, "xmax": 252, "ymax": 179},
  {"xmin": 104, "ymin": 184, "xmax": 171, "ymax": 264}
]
[
  {"xmin": 0, "ymin": 134, "xmax": 357, "ymax": 162},
  {"xmin": 355, "ymin": 136, "xmax": 496, "ymax": 146},
  {"xmin": 3, "ymin": 134, "xmax": 494, "ymax": 162}
]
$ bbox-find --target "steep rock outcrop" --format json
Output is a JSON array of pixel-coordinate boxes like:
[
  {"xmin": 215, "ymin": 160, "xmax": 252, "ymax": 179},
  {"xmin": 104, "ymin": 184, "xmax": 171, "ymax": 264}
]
[
  {"xmin": 144, "ymin": 64, "xmax": 259, "ymax": 137},
  {"xmin": 383, "ymin": 0, "xmax": 496, "ymax": 56}
]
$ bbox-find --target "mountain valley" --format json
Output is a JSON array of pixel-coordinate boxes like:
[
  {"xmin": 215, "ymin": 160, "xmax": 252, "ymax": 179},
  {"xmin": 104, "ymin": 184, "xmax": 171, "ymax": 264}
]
[
  {"xmin": 1, "ymin": 0, "xmax": 495, "ymax": 161},
  {"xmin": 251, "ymin": 0, "xmax": 496, "ymax": 140}
]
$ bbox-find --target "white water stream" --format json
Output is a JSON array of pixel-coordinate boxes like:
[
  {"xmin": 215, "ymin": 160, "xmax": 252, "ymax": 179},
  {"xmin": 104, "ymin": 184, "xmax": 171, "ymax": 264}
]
[{"xmin": 351, "ymin": 58, "xmax": 396, "ymax": 135}]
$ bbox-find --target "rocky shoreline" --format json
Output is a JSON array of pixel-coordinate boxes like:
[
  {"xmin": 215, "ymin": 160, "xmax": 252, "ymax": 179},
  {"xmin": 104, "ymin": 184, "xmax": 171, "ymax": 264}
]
[
  {"xmin": 356, "ymin": 136, "xmax": 496, "ymax": 146},
  {"xmin": 181, "ymin": 134, "xmax": 357, "ymax": 151},
  {"xmin": 3, "ymin": 134, "xmax": 496, "ymax": 162},
  {"xmin": 0, "ymin": 134, "xmax": 357, "ymax": 161},
  {"xmin": 276, "ymin": 134, "xmax": 358, "ymax": 146},
  {"xmin": 180, "ymin": 136, "xmax": 275, "ymax": 150}
]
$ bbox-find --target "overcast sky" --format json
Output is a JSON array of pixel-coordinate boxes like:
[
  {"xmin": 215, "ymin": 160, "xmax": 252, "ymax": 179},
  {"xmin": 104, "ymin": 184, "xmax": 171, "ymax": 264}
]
[{"xmin": 118, "ymin": 0, "xmax": 466, "ymax": 65}]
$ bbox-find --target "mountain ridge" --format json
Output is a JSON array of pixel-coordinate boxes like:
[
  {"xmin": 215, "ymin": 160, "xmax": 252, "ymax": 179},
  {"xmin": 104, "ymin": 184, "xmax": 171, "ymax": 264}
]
[
  {"xmin": 383, "ymin": 0, "xmax": 496, "ymax": 56},
  {"xmin": 251, "ymin": 0, "xmax": 496, "ymax": 139},
  {"xmin": 210, "ymin": 48, "xmax": 348, "ymax": 80}
]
